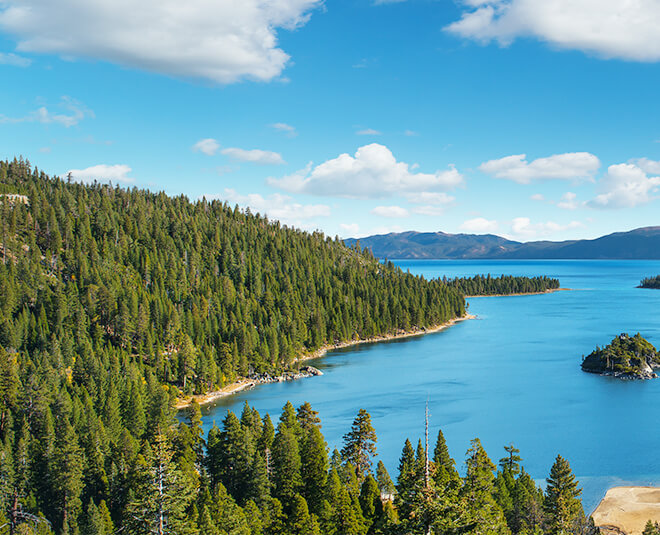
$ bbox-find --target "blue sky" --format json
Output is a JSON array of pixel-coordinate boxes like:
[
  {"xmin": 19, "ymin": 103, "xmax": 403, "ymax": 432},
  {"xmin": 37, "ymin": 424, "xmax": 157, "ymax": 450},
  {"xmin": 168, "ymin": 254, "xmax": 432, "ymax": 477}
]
[{"xmin": 1, "ymin": 0, "xmax": 660, "ymax": 242}]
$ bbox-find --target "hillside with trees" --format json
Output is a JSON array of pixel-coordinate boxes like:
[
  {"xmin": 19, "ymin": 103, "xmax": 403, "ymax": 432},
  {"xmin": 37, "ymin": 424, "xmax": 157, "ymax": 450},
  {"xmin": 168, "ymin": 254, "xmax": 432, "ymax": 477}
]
[
  {"xmin": 0, "ymin": 157, "xmax": 465, "ymax": 399},
  {"xmin": 581, "ymin": 333, "xmax": 660, "ymax": 379},
  {"xmin": 446, "ymin": 274, "xmax": 560, "ymax": 296}
]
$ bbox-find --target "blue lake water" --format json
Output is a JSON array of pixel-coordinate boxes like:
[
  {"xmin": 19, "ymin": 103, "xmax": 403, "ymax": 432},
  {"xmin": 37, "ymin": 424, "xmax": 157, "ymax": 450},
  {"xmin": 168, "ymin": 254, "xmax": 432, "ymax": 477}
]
[{"xmin": 197, "ymin": 260, "xmax": 660, "ymax": 513}]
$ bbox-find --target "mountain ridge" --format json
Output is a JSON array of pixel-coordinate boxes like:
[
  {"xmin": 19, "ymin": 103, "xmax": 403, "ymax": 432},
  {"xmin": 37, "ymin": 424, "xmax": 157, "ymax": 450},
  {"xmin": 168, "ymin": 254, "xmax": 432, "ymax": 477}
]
[{"xmin": 345, "ymin": 226, "xmax": 660, "ymax": 259}]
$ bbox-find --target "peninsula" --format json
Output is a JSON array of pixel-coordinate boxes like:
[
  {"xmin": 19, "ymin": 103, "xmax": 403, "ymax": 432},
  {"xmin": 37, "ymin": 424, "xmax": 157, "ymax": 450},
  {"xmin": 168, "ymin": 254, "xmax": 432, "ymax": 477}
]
[{"xmin": 581, "ymin": 333, "xmax": 660, "ymax": 379}]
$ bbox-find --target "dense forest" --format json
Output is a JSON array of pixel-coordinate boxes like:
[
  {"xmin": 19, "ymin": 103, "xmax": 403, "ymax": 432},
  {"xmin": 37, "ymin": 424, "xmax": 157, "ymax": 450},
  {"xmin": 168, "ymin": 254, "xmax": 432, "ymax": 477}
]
[
  {"xmin": 445, "ymin": 275, "xmax": 560, "ymax": 297},
  {"xmin": 581, "ymin": 333, "xmax": 659, "ymax": 379},
  {"xmin": 0, "ymin": 158, "xmax": 572, "ymax": 534},
  {"xmin": 0, "ymin": 157, "xmax": 467, "ymax": 398},
  {"xmin": 638, "ymin": 275, "xmax": 660, "ymax": 289},
  {"xmin": 1, "ymin": 395, "xmax": 598, "ymax": 535}
]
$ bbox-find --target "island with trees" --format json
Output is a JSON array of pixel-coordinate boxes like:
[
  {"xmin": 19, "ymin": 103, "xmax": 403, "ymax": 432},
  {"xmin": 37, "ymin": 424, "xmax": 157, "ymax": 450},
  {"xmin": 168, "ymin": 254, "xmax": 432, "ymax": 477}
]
[
  {"xmin": 639, "ymin": 275, "xmax": 660, "ymax": 289},
  {"xmin": 581, "ymin": 333, "xmax": 660, "ymax": 379}
]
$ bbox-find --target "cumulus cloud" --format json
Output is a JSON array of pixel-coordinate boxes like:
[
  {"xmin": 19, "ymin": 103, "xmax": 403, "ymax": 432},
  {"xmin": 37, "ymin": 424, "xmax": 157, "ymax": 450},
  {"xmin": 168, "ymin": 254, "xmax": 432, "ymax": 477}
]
[
  {"xmin": 206, "ymin": 189, "xmax": 330, "ymax": 228},
  {"xmin": 371, "ymin": 205, "xmax": 409, "ymax": 218},
  {"xmin": 356, "ymin": 128, "xmax": 382, "ymax": 136},
  {"xmin": 557, "ymin": 191, "xmax": 580, "ymax": 210},
  {"xmin": 268, "ymin": 143, "xmax": 464, "ymax": 198},
  {"xmin": 509, "ymin": 217, "xmax": 583, "ymax": 239},
  {"xmin": 446, "ymin": 0, "xmax": 660, "ymax": 62},
  {"xmin": 404, "ymin": 130, "xmax": 418, "ymax": 137},
  {"xmin": 632, "ymin": 157, "xmax": 660, "ymax": 175},
  {"xmin": 0, "ymin": 0, "xmax": 321, "ymax": 84},
  {"xmin": 221, "ymin": 147, "xmax": 285, "ymax": 165},
  {"xmin": 67, "ymin": 164, "xmax": 134, "ymax": 184},
  {"xmin": 0, "ymin": 96, "xmax": 92, "ymax": 127},
  {"xmin": 192, "ymin": 138, "xmax": 220, "ymax": 156},
  {"xmin": 270, "ymin": 122, "xmax": 297, "ymax": 137},
  {"xmin": 0, "ymin": 51, "xmax": 31, "ymax": 66},
  {"xmin": 589, "ymin": 163, "xmax": 660, "ymax": 209},
  {"xmin": 479, "ymin": 152, "xmax": 600, "ymax": 183},
  {"xmin": 530, "ymin": 193, "xmax": 545, "ymax": 201},
  {"xmin": 460, "ymin": 217, "xmax": 499, "ymax": 233}
]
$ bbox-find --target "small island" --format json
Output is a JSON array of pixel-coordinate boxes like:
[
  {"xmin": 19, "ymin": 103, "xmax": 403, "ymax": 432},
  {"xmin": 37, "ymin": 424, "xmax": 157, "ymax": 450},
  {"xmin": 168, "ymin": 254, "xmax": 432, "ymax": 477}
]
[
  {"xmin": 639, "ymin": 275, "xmax": 660, "ymax": 289},
  {"xmin": 581, "ymin": 333, "xmax": 660, "ymax": 379}
]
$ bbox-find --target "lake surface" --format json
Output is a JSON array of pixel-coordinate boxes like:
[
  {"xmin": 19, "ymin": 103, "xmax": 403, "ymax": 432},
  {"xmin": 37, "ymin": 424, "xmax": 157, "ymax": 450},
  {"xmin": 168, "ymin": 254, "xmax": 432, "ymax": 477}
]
[{"xmin": 197, "ymin": 260, "xmax": 660, "ymax": 513}]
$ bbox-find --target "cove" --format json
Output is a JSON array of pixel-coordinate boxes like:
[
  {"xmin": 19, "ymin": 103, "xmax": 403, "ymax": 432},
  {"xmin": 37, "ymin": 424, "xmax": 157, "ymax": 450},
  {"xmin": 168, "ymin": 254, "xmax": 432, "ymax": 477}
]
[{"xmin": 197, "ymin": 259, "xmax": 660, "ymax": 513}]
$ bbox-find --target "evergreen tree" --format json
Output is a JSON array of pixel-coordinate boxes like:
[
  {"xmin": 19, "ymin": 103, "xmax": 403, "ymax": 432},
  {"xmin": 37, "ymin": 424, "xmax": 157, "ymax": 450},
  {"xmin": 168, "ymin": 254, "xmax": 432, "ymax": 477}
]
[
  {"xmin": 272, "ymin": 428, "xmax": 302, "ymax": 505},
  {"xmin": 124, "ymin": 433, "xmax": 196, "ymax": 535},
  {"xmin": 300, "ymin": 425, "xmax": 328, "ymax": 515},
  {"xmin": 341, "ymin": 409, "xmax": 378, "ymax": 480},
  {"xmin": 461, "ymin": 438, "xmax": 510, "ymax": 535},
  {"xmin": 543, "ymin": 455, "xmax": 584, "ymax": 535}
]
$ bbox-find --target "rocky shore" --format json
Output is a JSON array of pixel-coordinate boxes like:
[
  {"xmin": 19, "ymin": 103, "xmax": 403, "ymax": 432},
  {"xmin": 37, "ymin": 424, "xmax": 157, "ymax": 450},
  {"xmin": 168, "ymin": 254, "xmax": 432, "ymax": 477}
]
[{"xmin": 248, "ymin": 365, "xmax": 324, "ymax": 385}]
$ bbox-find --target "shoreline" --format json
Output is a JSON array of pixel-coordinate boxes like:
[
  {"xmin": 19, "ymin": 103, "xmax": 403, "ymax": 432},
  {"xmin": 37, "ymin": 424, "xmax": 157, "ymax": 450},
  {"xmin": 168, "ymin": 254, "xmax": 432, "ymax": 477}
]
[
  {"xmin": 465, "ymin": 287, "xmax": 571, "ymax": 298},
  {"xmin": 592, "ymin": 486, "xmax": 660, "ymax": 535},
  {"xmin": 175, "ymin": 312, "xmax": 476, "ymax": 409}
]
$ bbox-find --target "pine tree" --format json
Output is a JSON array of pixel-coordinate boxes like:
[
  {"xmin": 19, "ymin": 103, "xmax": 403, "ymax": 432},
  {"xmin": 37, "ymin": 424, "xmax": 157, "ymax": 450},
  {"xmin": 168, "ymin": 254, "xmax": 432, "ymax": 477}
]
[
  {"xmin": 375, "ymin": 461, "xmax": 395, "ymax": 500},
  {"xmin": 124, "ymin": 433, "xmax": 196, "ymax": 535},
  {"xmin": 288, "ymin": 494, "xmax": 321, "ymax": 535},
  {"xmin": 461, "ymin": 438, "xmax": 510, "ymax": 535},
  {"xmin": 544, "ymin": 455, "xmax": 584, "ymax": 535},
  {"xmin": 272, "ymin": 428, "xmax": 302, "ymax": 505},
  {"xmin": 341, "ymin": 409, "xmax": 378, "ymax": 480},
  {"xmin": 52, "ymin": 420, "xmax": 84, "ymax": 532},
  {"xmin": 499, "ymin": 444, "xmax": 522, "ymax": 476},
  {"xmin": 300, "ymin": 425, "xmax": 328, "ymax": 515}
]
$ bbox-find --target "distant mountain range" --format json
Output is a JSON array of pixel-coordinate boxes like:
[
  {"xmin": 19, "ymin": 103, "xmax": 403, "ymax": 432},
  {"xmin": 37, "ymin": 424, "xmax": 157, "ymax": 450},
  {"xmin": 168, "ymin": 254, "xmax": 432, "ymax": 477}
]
[{"xmin": 344, "ymin": 226, "xmax": 660, "ymax": 259}]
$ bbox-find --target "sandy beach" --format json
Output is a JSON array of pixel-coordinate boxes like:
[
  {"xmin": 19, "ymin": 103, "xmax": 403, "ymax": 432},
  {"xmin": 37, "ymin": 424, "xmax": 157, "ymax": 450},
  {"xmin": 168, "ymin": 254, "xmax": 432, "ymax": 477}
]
[
  {"xmin": 592, "ymin": 486, "xmax": 660, "ymax": 535},
  {"xmin": 176, "ymin": 312, "xmax": 476, "ymax": 409}
]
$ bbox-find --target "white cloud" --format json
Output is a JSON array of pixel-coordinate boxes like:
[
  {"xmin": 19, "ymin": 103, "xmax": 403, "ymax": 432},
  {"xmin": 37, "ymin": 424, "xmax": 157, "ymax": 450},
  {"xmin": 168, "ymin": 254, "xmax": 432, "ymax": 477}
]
[
  {"xmin": 530, "ymin": 193, "xmax": 545, "ymax": 201},
  {"xmin": 206, "ymin": 189, "xmax": 330, "ymax": 228},
  {"xmin": 405, "ymin": 192, "xmax": 455, "ymax": 205},
  {"xmin": 0, "ymin": 0, "xmax": 321, "ymax": 84},
  {"xmin": 269, "ymin": 143, "xmax": 464, "ymax": 198},
  {"xmin": 0, "ymin": 96, "xmax": 92, "ymax": 127},
  {"xmin": 589, "ymin": 163, "xmax": 660, "ymax": 209},
  {"xmin": 479, "ymin": 152, "xmax": 600, "ymax": 183},
  {"xmin": 192, "ymin": 138, "xmax": 220, "ymax": 156},
  {"xmin": 404, "ymin": 129, "xmax": 418, "ymax": 137},
  {"xmin": 557, "ymin": 191, "xmax": 580, "ymax": 210},
  {"xmin": 0, "ymin": 51, "xmax": 31, "ymax": 66},
  {"xmin": 412, "ymin": 205, "xmax": 447, "ymax": 216},
  {"xmin": 67, "ymin": 164, "xmax": 134, "ymax": 184},
  {"xmin": 632, "ymin": 157, "xmax": 660, "ymax": 175},
  {"xmin": 509, "ymin": 217, "xmax": 583, "ymax": 239},
  {"xmin": 221, "ymin": 147, "xmax": 285, "ymax": 165},
  {"xmin": 371, "ymin": 205, "xmax": 409, "ymax": 218},
  {"xmin": 446, "ymin": 0, "xmax": 660, "ymax": 62},
  {"xmin": 340, "ymin": 223, "xmax": 360, "ymax": 236},
  {"xmin": 270, "ymin": 122, "xmax": 297, "ymax": 137},
  {"xmin": 460, "ymin": 217, "xmax": 499, "ymax": 233},
  {"xmin": 357, "ymin": 128, "xmax": 382, "ymax": 136}
]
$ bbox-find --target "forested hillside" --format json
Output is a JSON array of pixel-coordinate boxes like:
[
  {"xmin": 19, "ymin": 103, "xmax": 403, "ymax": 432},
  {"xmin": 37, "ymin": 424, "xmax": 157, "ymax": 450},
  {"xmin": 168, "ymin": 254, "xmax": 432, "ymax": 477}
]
[
  {"xmin": 447, "ymin": 275, "xmax": 560, "ymax": 296},
  {"xmin": 0, "ymin": 157, "xmax": 465, "ymax": 397}
]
